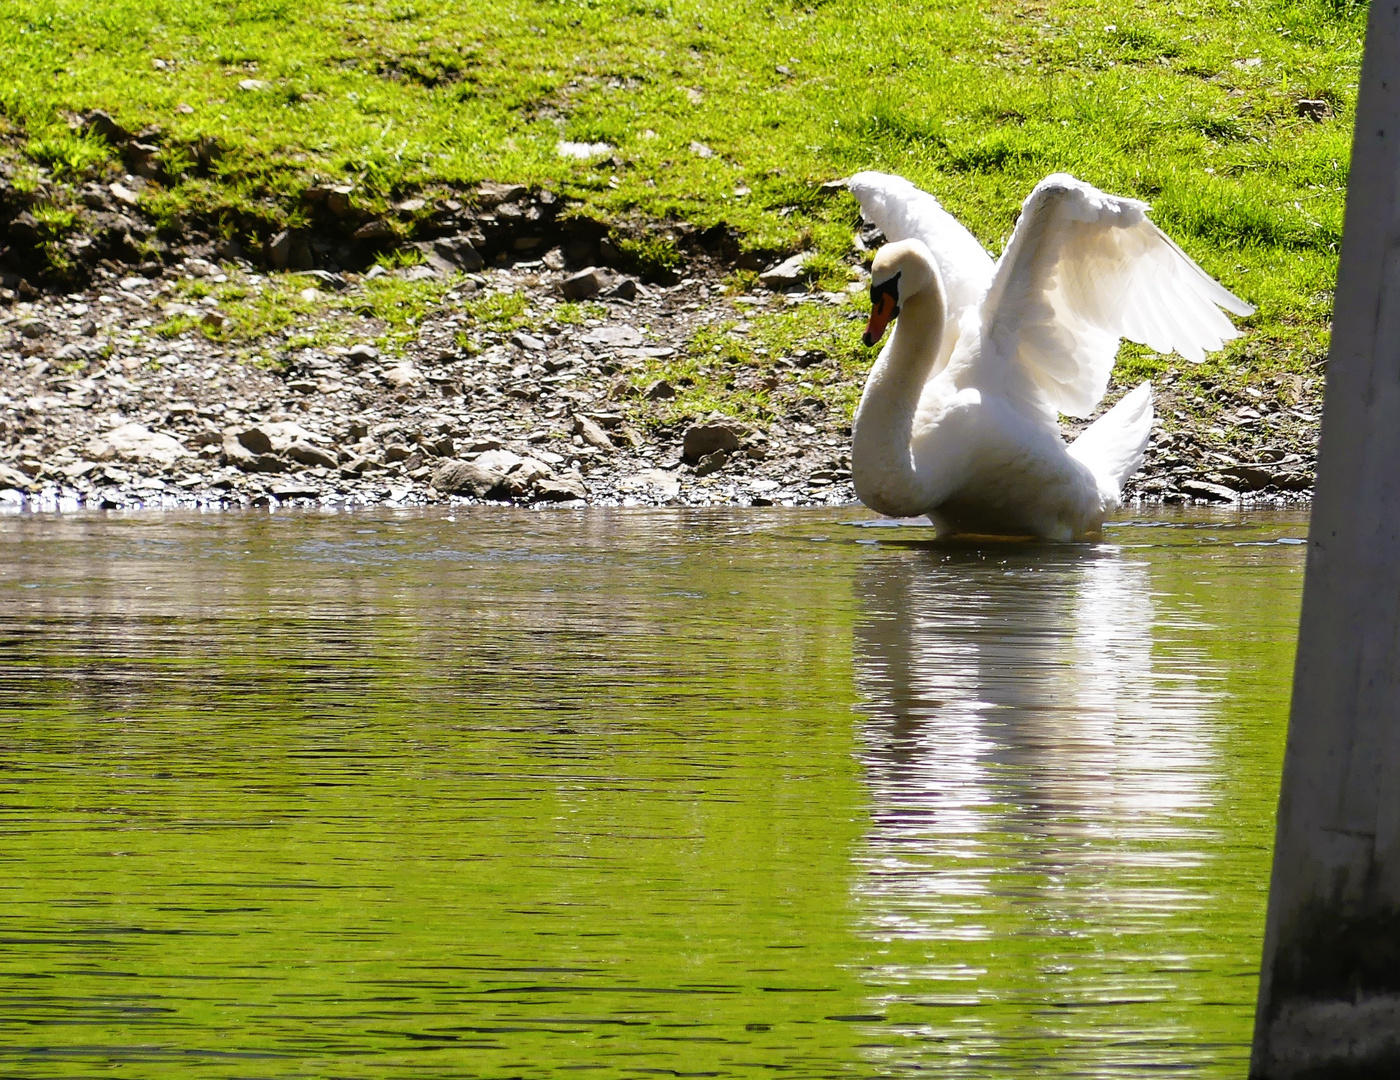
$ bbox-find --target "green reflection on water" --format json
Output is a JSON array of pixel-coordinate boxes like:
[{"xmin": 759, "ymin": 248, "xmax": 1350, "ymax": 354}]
[{"xmin": 0, "ymin": 508, "xmax": 1303, "ymax": 1077}]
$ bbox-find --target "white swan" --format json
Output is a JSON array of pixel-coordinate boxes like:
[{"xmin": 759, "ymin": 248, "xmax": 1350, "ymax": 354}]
[{"xmin": 847, "ymin": 172, "xmax": 1254, "ymax": 540}]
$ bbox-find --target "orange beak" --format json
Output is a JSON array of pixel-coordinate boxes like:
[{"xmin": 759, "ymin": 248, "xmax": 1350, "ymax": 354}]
[{"xmin": 863, "ymin": 292, "xmax": 898, "ymax": 347}]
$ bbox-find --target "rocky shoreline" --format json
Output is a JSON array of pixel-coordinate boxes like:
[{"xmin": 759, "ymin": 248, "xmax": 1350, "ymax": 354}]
[{"xmin": 0, "ymin": 178, "xmax": 1320, "ymax": 516}]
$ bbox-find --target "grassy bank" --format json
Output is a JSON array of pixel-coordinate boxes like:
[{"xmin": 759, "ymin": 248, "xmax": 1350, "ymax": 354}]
[{"xmin": 0, "ymin": 0, "xmax": 1366, "ymax": 430}]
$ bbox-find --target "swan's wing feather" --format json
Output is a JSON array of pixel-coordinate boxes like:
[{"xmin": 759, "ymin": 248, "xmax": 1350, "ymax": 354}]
[
  {"xmin": 982, "ymin": 174, "xmax": 1254, "ymax": 418},
  {"xmin": 846, "ymin": 171, "xmax": 996, "ymax": 320}
]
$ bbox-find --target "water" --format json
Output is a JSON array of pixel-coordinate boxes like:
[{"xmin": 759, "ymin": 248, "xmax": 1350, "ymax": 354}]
[{"xmin": 0, "ymin": 507, "xmax": 1305, "ymax": 1077}]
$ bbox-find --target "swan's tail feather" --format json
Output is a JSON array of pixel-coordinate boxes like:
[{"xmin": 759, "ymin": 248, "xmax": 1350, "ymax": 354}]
[{"xmin": 1067, "ymin": 381, "xmax": 1154, "ymax": 500}]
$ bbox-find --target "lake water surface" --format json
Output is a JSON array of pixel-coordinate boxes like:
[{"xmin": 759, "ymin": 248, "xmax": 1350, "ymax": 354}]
[{"xmin": 0, "ymin": 507, "xmax": 1305, "ymax": 1078}]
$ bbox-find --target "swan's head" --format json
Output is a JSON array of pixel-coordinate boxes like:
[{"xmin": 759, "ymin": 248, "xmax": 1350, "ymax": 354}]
[{"xmin": 862, "ymin": 239, "xmax": 938, "ymax": 347}]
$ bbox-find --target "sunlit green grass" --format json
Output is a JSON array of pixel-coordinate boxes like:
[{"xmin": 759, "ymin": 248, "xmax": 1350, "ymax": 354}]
[{"xmin": 0, "ymin": 0, "xmax": 1364, "ymax": 415}]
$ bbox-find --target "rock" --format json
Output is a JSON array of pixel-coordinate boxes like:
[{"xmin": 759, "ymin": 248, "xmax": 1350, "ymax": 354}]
[
  {"xmin": 645, "ymin": 379, "xmax": 676, "ymax": 400},
  {"xmin": 295, "ymin": 269, "xmax": 346, "ymax": 291},
  {"xmin": 534, "ymin": 472, "xmax": 588, "ymax": 501},
  {"xmin": 109, "ymin": 182, "xmax": 141, "ymax": 207},
  {"xmin": 682, "ymin": 423, "xmax": 742, "ymax": 462},
  {"xmin": 267, "ymin": 230, "xmax": 293, "ymax": 270},
  {"xmin": 562, "ymin": 267, "xmax": 607, "ymax": 300},
  {"xmin": 17, "ymin": 320, "xmax": 50, "ymax": 340},
  {"xmin": 401, "ymin": 265, "xmax": 437, "ymax": 282},
  {"xmin": 511, "ymin": 332, "xmax": 546, "ymax": 351},
  {"xmin": 353, "ymin": 220, "xmax": 394, "ymax": 242},
  {"xmin": 624, "ymin": 468, "xmax": 681, "ymax": 500},
  {"xmin": 573, "ymin": 414, "xmax": 614, "ymax": 450},
  {"xmin": 270, "ymin": 483, "xmax": 322, "ymax": 500},
  {"xmin": 1296, "ymin": 98, "xmax": 1332, "ymax": 121},
  {"xmin": 432, "ymin": 452, "xmax": 518, "ymax": 497},
  {"xmin": 580, "ymin": 324, "xmax": 643, "ymax": 348},
  {"xmin": 320, "ymin": 185, "xmax": 355, "ymax": 217},
  {"xmin": 126, "ymin": 143, "xmax": 161, "ymax": 179},
  {"xmin": 284, "ymin": 442, "xmax": 338, "ymax": 469},
  {"xmin": 83, "ymin": 110, "xmax": 131, "ymax": 144},
  {"xmin": 233, "ymin": 427, "xmax": 274, "ymax": 455},
  {"xmin": 384, "ymin": 363, "xmax": 421, "ymax": 388},
  {"xmin": 476, "ymin": 182, "xmax": 528, "ymax": 207},
  {"xmin": 607, "ymin": 277, "xmax": 639, "ymax": 300},
  {"xmin": 1272, "ymin": 469, "xmax": 1315, "ymax": 492},
  {"xmin": 689, "ymin": 141, "xmax": 715, "ymax": 158},
  {"xmin": 1181, "ymin": 479, "xmax": 1238, "ymax": 503},
  {"xmin": 200, "ymin": 310, "xmax": 226, "ymax": 330},
  {"xmin": 1219, "ymin": 465, "xmax": 1274, "ymax": 491},
  {"xmin": 238, "ymin": 78, "xmax": 270, "ymax": 91},
  {"xmin": 694, "ymin": 449, "xmax": 728, "ymax": 476},
  {"xmin": 499, "ymin": 456, "xmax": 553, "ymax": 497},
  {"xmin": 419, "ymin": 235, "xmax": 485, "ymax": 272},
  {"xmin": 89, "ymin": 423, "xmax": 188, "ymax": 468},
  {"xmin": 221, "ymin": 431, "xmax": 285, "ymax": 473},
  {"xmin": 0, "ymin": 463, "xmax": 36, "ymax": 491},
  {"xmin": 8, "ymin": 213, "xmax": 39, "ymax": 246},
  {"xmin": 347, "ymin": 343, "xmax": 379, "ymax": 364},
  {"xmin": 760, "ymin": 253, "xmax": 810, "ymax": 289}
]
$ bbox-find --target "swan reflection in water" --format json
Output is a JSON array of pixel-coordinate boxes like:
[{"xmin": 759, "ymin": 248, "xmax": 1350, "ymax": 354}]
[{"xmin": 849, "ymin": 539, "xmax": 1225, "ymax": 1069}]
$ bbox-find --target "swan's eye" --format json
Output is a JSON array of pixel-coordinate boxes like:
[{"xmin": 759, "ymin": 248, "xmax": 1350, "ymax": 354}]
[{"xmin": 869, "ymin": 271, "xmax": 901, "ymax": 317}]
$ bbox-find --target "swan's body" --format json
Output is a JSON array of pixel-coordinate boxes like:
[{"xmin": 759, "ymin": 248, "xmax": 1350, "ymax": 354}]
[{"xmin": 848, "ymin": 172, "xmax": 1253, "ymax": 541}]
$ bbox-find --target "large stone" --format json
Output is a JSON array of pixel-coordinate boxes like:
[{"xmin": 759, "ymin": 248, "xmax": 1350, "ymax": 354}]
[
  {"xmin": 425, "ymin": 235, "xmax": 485, "ymax": 272},
  {"xmin": 233, "ymin": 427, "xmax": 274, "ymax": 454},
  {"xmin": 759, "ymin": 253, "xmax": 810, "ymax": 289},
  {"xmin": 352, "ymin": 220, "xmax": 394, "ymax": 242},
  {"xmin": 8, "ymin": 213, "xmax": 39, "ymax": 247},
  {"xmin": 534, "ymin": 472, "xmax": 588, "ymax": 501},
  {"xmin": 562, "ymin": 267, "xmax": 607, "ymax": 300},
  {"xmin": 221, "ymin": 431, "xmax": 286, "ymax": 473},
  {"xmin": 573, "ymin": 414, "xmax": 614, "ymax": 451},
  {"xmin": 83, "ymin": 110, "xmax": 131, "ymax": 145},
  {"xmin": 694, "ymin": 449, "xmax": 728, "ymax": 476},
  {"xmin": 284, "ymin": 442, "xmax": 338, "ymax": 469},
  {"xmin": 0, "ymin": 463, "xmax": 36, "ymax": 491},
  {"xmin": 267, "ymin": 230, "xmax": 293, "ymax": 270},
  {"xmin": 432, "ymin": 457, "xmax": 507, "ymax": 497},
  {"xmin": 682, "ymin": 423, "xmax": 742, "ymax": 462},
  {"xmin": 1219, "ymin": 464, "xmax": 1274, "ymax": 492},
  {"xmin": 580, "ymin": 324, "xmax": 643, "ymax": 348},
  {"xmin": 87, "ymin": 423, "xmax": 188, "ymax": 468},
  {"xmin": 221, "ymin": 423, "xmax": 324, "ymax": 472},
  {"xmin": 621, "ymin": 469, "xmax": 681, "ymax": 500},
  {"xmin": 476, "ymin": 182, "xmax": 528, "ymax": 207},
  {"xmin": 1181, "ymin": 479, "xmax": 1239, "ymax": 503},
  {"xmin": 383, "ymin": 363, "xmax": 421, "ymax": 388},
  {"xmin": 431, "ymin": 450, "xmax": 527, "ymax": 497}
]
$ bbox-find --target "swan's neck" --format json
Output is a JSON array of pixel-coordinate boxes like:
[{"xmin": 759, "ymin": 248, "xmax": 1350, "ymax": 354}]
[{"xmin": 852, "ymin": 290, "xmax": 945, "ymax": 517}]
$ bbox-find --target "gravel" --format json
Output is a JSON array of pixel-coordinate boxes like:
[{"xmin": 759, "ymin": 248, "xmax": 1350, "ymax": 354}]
[{"xmin": 0, "ymin": 251, "xmax": 1320, "ymax": 516}]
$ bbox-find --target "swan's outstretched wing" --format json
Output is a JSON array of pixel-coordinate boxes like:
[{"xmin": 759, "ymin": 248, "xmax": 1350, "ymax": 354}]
[
  {"xmin": 846, "ymin": 171, "xmax": 995, "ymax": 322},
  {"xmin": 981, "ymin": 174, "xmax": 1254, "ymax": 419}
]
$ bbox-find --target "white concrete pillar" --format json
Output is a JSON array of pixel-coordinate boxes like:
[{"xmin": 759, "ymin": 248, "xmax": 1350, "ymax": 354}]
[{"xmin": 1251, "ymin": 4, "xmax": 1400, "ymax": 1077}]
